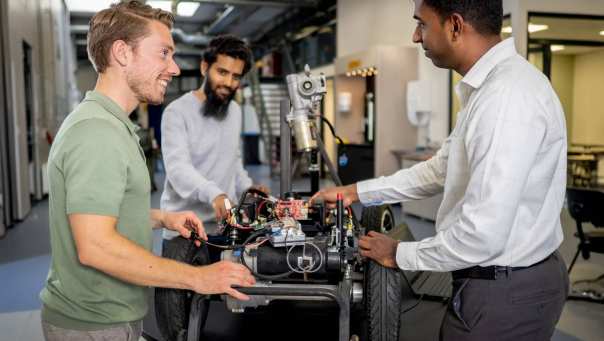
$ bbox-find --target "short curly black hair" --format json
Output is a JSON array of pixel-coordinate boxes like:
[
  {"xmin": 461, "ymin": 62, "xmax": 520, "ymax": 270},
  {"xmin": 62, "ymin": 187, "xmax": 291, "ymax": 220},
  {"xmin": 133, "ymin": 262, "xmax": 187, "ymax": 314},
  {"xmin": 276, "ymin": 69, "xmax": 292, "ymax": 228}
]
[
  {"xmin": 423, "ymin": 0, "xmax": 503, "ymax": 36},
  {"xmin": 202, "ymin": 35, "xmax": 253, "ymax": 76}
]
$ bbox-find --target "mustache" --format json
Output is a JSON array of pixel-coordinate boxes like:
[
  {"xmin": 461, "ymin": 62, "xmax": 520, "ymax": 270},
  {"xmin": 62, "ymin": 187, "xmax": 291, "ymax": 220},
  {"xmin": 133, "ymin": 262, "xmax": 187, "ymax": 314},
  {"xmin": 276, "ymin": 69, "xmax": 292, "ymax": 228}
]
[{"xmin": 216, "ymin": 86, "xmax": 233, "ymax": 96}]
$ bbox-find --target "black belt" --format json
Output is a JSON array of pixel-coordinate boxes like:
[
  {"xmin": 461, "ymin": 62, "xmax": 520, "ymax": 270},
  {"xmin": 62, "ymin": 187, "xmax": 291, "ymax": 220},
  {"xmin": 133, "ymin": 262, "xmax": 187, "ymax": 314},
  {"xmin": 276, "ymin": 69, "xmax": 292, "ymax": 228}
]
[{"xmin": 451, "ymin": 253, "xmax": 553, "ymax": 280}]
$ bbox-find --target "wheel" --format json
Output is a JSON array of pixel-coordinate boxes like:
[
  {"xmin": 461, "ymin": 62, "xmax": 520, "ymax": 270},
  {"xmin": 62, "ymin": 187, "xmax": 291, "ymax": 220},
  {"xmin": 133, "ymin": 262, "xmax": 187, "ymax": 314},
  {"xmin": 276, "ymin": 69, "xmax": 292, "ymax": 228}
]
[
  {"xmin": 361, "ymin": 205, "xmax": 395, "ymax": 234},
  {"xmin": 360, "ymin": 205, "xmax": 403, "ymax": 341},
  {"xmin": 155, "ymin": 236, "xmax": 211, "ymax": 341}
]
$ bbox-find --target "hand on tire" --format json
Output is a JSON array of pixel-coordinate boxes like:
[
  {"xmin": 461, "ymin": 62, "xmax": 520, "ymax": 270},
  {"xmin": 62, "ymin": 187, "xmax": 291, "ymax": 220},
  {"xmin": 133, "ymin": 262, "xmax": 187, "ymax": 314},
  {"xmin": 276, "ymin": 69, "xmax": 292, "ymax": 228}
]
[
  {"xmin": 359, "ymin": 231, "xmax": 399, "ymax": 268},
  {"xmin": 193, "ymin": 261, "xmax": 256, "ymax": 300}
]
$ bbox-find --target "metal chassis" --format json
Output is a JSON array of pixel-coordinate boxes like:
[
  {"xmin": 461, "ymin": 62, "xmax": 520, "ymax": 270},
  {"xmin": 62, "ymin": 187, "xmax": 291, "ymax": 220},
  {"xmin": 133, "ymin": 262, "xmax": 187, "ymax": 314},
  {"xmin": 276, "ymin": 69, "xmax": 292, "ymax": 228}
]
[{"xmin": 186, "ymin": 280, "xmax": 354, "ymax": 341}]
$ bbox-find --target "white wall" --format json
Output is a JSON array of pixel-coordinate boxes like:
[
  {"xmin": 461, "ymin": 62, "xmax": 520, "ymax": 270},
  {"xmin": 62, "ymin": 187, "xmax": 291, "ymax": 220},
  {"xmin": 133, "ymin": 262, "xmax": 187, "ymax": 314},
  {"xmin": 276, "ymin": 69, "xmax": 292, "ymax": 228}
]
[
  {"xmin": 337, "ymin": 0, "xmax": 416, "ymax": 57},
  {"xmin": 550, "ymin": 54, "xmax": 574, "ymax": 143},
  {"xmin": 572, "ymin": 49, "xmax": 604, "ymax": 146},
  {"xmin": 337, "ymin": 0, "xmax": 450, "ymax": 145}
]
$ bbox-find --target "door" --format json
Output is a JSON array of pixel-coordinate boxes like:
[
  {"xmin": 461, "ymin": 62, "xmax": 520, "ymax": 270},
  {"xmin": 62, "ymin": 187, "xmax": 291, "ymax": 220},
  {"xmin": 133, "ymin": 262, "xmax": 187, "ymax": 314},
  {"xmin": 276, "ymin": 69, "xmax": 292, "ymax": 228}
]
[{"xmin": 0, "ymin": 0, "xmax": 8, "ymax": 235}]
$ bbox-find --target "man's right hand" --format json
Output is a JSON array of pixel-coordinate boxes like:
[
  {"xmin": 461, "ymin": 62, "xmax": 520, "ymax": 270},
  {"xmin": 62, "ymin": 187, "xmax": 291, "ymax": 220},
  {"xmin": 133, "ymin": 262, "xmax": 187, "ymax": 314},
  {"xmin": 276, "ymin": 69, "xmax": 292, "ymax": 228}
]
[
  {"xmin": 309, "ymin": 184, "xmax": 359, "ymax": 208},
  {"xmin": 191, "ymin": 261, "xmax": 256, "ymax": 300},
  {"xmin": 212, "ymin": 194, "xmax": 231, "ymax": 222}
]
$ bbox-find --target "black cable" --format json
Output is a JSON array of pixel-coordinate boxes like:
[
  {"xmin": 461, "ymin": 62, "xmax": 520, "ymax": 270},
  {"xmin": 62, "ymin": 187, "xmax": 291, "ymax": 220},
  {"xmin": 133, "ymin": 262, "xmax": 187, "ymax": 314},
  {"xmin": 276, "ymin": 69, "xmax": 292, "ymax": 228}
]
[
  {"xmin": 189, "ymin": 230, "xmax": 239, "ymax": 249},
  {"xmin": 313, "ymin": 127, "xmax": 342, "ymax": 187},
  {"xmin": 235, "ymin": 187, "xmax": 271, "ymax": 222},
  {"xmin": 238, "ymin": 228, "xmax": 294, "ymax": 280},
  {"xmin": 240, "ymin": 228, "xmax": 269, "ymax": 245},
  {"xmin": 314, "ymin": 115, "xmax": 344, "ymax": 146}
]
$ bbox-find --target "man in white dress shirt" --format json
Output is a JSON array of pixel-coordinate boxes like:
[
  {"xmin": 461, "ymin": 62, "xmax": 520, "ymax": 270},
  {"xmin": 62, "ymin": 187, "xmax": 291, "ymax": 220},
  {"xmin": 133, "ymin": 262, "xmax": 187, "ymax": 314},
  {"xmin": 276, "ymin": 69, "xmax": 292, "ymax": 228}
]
[{"xmin": 311, "ymin": 0, "xmax": 568, "ymax": 339}]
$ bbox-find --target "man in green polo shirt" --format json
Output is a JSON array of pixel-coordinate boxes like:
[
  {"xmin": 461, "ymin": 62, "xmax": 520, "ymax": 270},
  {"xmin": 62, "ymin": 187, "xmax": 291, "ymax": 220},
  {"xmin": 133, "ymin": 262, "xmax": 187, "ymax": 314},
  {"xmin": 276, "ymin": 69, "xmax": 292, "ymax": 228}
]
[{"xmin": 39, "ymin": 1, "xmax": 255, "ymax": 340}]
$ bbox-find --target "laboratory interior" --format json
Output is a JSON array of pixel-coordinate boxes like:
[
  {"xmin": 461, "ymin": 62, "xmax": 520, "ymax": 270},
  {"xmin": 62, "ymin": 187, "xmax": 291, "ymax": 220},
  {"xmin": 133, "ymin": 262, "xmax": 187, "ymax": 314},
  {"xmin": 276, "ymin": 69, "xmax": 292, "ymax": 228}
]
[{"xmin": 1, "ymin": 0, "xmax": 604, "ymax": 340}]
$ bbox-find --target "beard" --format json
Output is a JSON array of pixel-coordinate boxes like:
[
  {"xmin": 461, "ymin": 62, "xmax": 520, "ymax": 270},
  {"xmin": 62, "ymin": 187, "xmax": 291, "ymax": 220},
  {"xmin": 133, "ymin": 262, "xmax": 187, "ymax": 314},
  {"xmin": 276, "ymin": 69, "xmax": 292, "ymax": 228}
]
[{"xmin": 201, "ymin": 76, "xmax": 235, "ymax": 121}]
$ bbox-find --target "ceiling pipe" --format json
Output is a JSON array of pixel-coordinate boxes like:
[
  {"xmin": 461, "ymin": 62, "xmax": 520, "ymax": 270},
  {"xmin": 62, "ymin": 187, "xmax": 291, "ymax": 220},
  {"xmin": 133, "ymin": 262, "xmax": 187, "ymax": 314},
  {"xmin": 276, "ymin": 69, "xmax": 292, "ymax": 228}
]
[
  {"xmin": 172, "ymin": 28, "xmax": 212, "ymax": 46},
  {"xmin": 206, "ymin": 5, "xmax": 239, "ymax": 35}
]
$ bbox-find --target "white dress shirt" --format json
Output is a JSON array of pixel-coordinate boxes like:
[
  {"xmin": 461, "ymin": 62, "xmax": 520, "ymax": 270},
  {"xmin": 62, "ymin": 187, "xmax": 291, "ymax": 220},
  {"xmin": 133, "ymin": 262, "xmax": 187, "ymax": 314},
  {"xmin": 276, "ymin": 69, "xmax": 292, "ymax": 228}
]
[{"xmin": 357, "ymin": 38, "xmax": 567, "ymax": 271}]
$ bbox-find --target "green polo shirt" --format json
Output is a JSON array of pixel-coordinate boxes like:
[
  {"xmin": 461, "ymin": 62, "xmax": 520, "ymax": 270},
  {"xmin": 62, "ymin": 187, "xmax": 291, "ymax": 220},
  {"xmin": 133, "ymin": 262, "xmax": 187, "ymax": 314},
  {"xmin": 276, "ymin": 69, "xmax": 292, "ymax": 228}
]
[{"xmin": 40, "ymin": 91, "xmax": 152, "ymax": 330}]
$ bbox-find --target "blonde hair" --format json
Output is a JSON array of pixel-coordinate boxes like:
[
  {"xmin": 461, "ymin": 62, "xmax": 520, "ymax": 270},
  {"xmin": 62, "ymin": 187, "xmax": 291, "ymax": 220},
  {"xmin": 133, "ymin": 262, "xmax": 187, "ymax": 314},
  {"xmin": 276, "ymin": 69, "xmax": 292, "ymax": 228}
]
[{"xmin": 87, "ymin": 0, "xmax": 174, "ymax": 73}]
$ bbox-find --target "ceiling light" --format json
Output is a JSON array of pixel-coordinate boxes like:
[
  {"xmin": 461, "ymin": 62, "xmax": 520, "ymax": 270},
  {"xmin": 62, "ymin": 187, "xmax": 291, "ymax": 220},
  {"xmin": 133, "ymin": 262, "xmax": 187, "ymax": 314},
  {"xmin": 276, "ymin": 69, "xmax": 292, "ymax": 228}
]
[
  {"xmin": 317, "ymin": 26, "xmax": 333, "ymax": 34},
  {"xmin": 177, "ymin": 2, "xmax": 200, "ymax": 16},
  {"xmin": 528, "ymin": 24, "xmax": 549, "ymax": 33},
  {"xmin": 600, "ymin": 30, "xmax": 604, "ymax": 36},
  {"xmin": 147, "ymin": 0, "xmax": 172, "ymax": 12},
  {"xmin": 550, "ymin": 45, "xmax": 565, "ymax": 52},
  {"xmin": 501, "ymin": 26, "xmax": 512, "ymax": 34},
  {"xmin": 65, "ymin": 0, "xmax": 117, "ymax": 12}
]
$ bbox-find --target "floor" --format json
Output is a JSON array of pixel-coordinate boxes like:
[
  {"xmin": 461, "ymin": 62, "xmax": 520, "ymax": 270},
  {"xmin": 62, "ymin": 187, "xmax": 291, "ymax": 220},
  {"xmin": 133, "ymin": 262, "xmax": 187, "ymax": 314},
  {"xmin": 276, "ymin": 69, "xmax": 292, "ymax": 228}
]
[{"xmin": 1, "ymin": 165, "xmax": 603, "ymax": 341}]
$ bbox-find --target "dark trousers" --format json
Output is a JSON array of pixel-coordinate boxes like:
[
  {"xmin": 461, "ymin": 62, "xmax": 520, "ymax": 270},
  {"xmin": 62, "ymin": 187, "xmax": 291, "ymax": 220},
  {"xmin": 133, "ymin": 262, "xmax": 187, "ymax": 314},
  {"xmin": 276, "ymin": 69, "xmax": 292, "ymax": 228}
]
[
  {"xmin": 440, "ymin": 251, "xmax": 569, "ymax": 341},
  {"xmin": 243, "ymin": 135, "xmax": 260, "ymax": 165}
]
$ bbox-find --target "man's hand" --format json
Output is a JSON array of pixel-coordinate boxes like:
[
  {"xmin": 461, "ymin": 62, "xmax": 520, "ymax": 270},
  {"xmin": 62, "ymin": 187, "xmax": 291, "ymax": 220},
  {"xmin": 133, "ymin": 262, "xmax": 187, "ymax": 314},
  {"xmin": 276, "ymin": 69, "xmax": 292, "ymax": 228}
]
[
  {"xmin": 212, "ymin": 194, "xmax": 231, "ymax": 222},
  {"xmin": 163, "ymin": 211, "xmax": 207, "ymax": 246},
  {"xmin": 359, "ymin": 231, "xmax": 399, "ymax": 268},
  {"xmin": 309, "ymin": 184, "xmax": 359, "ymax": 208},
  {"xmin": 191, "ymin": 261, "xmax": 256, "ymax": 300},
  {"xmin": 249, "ymin": 184, "xmax": 270, "ymax": 195}
]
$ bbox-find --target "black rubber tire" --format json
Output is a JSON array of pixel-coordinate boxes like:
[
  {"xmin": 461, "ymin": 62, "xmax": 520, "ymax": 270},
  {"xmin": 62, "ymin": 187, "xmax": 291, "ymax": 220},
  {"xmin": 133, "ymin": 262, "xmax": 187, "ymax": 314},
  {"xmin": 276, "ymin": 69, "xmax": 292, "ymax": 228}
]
[
  {"xmin": 155, "ymin": 237, "xmax": 211, "ymax": 341},
  {"xmin": 361, "ymin": 205, "xmax": 395, "ymax": 234},
  {"xmin": 361, "ymin": 205, "xmax": 403, "ymax": 341}
]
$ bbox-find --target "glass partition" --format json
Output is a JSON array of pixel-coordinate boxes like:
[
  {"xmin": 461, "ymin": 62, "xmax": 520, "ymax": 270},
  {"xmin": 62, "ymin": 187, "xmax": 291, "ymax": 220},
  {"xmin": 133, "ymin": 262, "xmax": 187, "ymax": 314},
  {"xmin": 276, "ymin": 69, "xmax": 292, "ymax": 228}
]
[{"xmin": 528, "ymin": 13, "xmax": 604, "ymax": 146}]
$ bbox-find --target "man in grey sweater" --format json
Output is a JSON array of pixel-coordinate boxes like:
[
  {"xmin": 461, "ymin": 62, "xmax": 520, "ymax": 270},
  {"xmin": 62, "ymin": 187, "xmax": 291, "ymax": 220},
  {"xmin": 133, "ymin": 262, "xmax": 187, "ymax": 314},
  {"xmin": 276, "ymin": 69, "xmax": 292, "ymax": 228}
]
[{"xmin": 160, "ymin": 35, "xmax": 267, "ymax": 245}]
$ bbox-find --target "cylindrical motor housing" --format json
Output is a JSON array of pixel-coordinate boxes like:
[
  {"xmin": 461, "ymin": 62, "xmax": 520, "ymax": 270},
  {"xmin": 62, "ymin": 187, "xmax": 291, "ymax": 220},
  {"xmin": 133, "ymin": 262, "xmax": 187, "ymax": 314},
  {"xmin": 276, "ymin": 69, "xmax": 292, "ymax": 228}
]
[
  {"xmin": 256, "ymin": 242, "xmax": 325, "ymax": 275},
  {"xmin": 286, "ymin": 69, "xmax": 326, "ymax": 152},
  {"xmin": 233, "ymin": 238, "xmax": 342, "ymax": 279},
  {"xmin": 292, "ymin": 115, "xmax": 317, "ymax": 151}
]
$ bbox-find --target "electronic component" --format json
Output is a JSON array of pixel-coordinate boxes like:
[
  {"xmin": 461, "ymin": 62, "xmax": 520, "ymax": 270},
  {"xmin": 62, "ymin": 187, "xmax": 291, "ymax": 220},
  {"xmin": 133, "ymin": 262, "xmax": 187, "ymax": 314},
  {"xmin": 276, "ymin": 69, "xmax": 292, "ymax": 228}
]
[{"xmin": 274, "ymin": 199, "xmax": 309, "ymax": 220}]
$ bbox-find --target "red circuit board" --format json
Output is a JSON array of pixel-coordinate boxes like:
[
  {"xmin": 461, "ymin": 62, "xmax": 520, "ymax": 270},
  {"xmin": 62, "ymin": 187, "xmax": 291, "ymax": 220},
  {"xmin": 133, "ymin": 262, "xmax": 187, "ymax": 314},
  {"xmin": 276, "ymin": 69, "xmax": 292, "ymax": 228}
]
[{"xmin": 274, "ymin": 200, "xmax": 309, "ymax": 219}]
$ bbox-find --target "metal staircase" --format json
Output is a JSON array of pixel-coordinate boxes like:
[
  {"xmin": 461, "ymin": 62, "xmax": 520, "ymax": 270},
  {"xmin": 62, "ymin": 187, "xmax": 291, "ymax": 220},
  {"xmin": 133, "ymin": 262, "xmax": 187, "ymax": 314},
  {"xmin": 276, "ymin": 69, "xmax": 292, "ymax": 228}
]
[{"xmin": 246, "ymin": 67, "xmax": 288, "ymax": 176}]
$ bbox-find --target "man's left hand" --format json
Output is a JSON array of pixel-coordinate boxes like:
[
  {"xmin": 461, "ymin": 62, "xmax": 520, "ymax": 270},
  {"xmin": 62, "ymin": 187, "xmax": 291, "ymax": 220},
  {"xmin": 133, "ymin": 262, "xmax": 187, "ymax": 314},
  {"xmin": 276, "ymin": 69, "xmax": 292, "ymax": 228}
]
[
  {"xmin": 163, "ymin": 211, "xmax": 207, "ymax": 246},
  {"xmin": 359, "ymin": 231, "xmax": 399, "ymax": 268}
]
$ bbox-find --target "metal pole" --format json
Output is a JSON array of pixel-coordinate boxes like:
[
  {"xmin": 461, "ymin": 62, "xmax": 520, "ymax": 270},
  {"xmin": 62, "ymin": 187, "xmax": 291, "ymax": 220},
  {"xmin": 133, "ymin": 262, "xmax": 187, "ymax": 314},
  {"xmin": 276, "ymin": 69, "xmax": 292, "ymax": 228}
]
[
  {"xmin": 280, "ymin": 99, "xmax": 292, "ymax": 198},
  {"xmin": 309, "ymin": 150, "xmax": 319, "ymax": 194},
  {"xmin": 313, "ymin": 126, "xmax": 343, "ymax": 186}
]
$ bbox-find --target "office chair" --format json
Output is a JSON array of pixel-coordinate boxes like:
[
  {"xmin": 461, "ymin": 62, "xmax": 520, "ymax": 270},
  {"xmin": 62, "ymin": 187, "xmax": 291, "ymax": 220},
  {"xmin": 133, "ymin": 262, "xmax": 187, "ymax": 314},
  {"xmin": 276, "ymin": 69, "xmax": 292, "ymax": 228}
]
[{"xmin": 566, "ymin": 187, "xmax": 604, "ymax": 303}]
